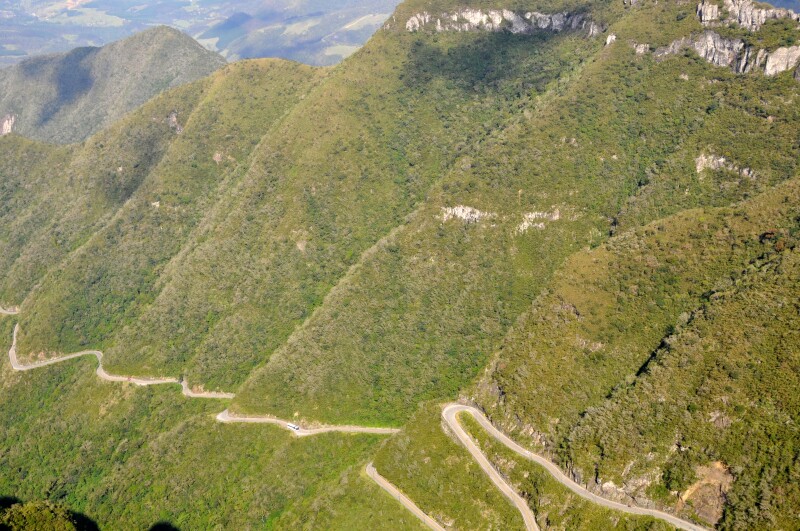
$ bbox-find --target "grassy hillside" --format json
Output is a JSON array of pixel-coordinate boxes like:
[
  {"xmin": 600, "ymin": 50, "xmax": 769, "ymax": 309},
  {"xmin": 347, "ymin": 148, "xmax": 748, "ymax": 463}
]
[
  {"xmin": 12, "ymin": 59, "xmax": 324, "ymax": 383},
  {"xmin": 0, "ymin": 27, "xmax": 225, "ymax": 144},
  {"xmin": 1, "ymin": 0, "xmax": 800, "ymax": 527},
  {"xmin": 0, "ymin": 78, "xmax": 212, "ymax": 305},
  {"xmin": 0, "ymin": 319, "xmax": 414, "ymax": 529},
  {"xmin": 234, "ymin": 0, "xmax": 798, "ymax": 428}
]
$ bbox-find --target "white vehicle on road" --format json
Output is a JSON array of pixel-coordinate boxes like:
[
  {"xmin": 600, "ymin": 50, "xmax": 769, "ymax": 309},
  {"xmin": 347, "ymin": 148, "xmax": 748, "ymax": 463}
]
[{"xmin": 286, "ymin": 423, "xmax": 301, "ymax": 432}]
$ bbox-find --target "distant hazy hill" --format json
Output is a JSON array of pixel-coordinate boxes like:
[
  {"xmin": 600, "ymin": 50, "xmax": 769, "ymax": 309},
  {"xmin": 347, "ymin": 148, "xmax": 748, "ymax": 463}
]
[
  {"xmin": 0, "ymin": 0, "xmax": 401, "ymax": 68},
  {"xmin": 0, "ymin": 26, "xmax": 225, "ymax": 144},
  {"xmin": 196, "ymin": 0, "xmax": 399, "ymax": 65}
]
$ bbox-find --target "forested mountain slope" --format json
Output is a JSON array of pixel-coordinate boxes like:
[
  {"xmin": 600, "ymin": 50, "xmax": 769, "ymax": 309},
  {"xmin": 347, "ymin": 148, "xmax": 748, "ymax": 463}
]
[
  {"xmin": 0, "ymin": 27, "xmax": 226, "ymax": 144},
  {"xmin": 1, "ymin": 0, "xmax": 799, "ymax": 528}
]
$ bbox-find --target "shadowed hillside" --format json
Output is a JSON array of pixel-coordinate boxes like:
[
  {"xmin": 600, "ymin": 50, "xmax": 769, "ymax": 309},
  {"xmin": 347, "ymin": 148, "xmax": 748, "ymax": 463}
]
[{"xmin": 0, "ymin": 27, "xmax": 226, "ymax": 144}]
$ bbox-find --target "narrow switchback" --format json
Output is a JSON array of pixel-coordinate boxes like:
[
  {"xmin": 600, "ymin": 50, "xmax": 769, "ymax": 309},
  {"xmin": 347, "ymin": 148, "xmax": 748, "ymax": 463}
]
[
  {"xmin": 2, "ymin": 310, "xmax": 707, "ymax": 527},
  {"xmin": 368, "ymin": 405, "xmax": 707, "ymax": 531},
  {"xmin": 442, "ymin": 405, "xmax": 707, "ymax": 531}
]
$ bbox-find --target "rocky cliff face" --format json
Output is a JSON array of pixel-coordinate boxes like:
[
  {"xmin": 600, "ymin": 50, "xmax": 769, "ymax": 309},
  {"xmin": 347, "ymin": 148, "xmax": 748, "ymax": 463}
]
[
  {"xmin": 729, "ymin": 0, "xmax": 796, "ymax": 31},
  {"xmin": 765, "ymin": 46, "xmax": 800, "ymax": 76},
  {"xmin": 655, "ymin": 31, "xmax": 745, "ymax": 69},
  {"xmin": 654, "ymin": 30, "xmax": 800, "ymax": 77},
  {"xmin": 406, "ymin": 9, "xmax": 602, "ymax": 36},
  {"xmin": 0, "ymin": 114, "xmax": 14, "ymax": 136},
  {"xmin": 697, "ymin": 0, "xmax": 800, "ymax": 30},
  {"xmin": 687, "ymin": 0, "xmax": 800, "ymax": 76}
]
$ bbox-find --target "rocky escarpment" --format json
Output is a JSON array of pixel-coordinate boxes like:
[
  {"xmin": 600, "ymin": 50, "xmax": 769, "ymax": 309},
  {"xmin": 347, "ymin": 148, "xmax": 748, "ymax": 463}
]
[
  {"xmin": 765, "ymin": 46, "xmax": 800, "ymax": 76},
  {"xmin": 441, "ymin": 205, "xmax": 496, "ymax": 223},
  {"xmin": 656, "ymin": 31, "xmax": 746, "ymax": 69},
  {"xmin": 697, "ymin": 0, "xmax": 800, "ymax": 31},
  {"xmin": 1, "ymin": 114, "xmax": 15, "ymax": 136},
  {"xmin": 651, "ymin": 31, "xmax": 800, "ymax": 77},
  {"xmin": 405, "ymin": 9, "xmax": 602, "ymax": 36},
  {"xmin": 661, "ymin": 0, "xmax": 800, "ymax": 77}
]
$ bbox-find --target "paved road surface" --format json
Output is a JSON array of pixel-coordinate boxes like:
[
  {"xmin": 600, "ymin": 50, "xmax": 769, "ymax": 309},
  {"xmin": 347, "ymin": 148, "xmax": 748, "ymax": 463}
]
[
  {"xmin": 365, "ymin": 462, "xmax": 445, "ymax": 531},
  {"xmin": 442, "ymin": 404, "xmax": 539, "ymax": 530},
  {"xmin": 443, "ymin": 404, "xmax": 707, "ymax": 531},
  {"xmin": 216, "ymin": 409, "xmax": 400, "ymax": 437},
  {"xmin": 8, "ymin": 324, "xmax": 233, "ymax": 397},
  {"xmin": 3, "ymin": 309, "xmax": 706, "ymax": 530}
]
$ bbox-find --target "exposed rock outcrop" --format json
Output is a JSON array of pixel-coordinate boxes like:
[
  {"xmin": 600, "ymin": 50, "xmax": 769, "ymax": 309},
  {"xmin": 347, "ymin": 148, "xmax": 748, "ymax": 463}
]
[
  {"xmin": 1, "ymin": 114, "xmax": 15, "ymax": 136},
  {"xmin": 656, "ymin": 31, "xmax": 744, "ymax": 69},
  {"xmin": 696, "ymin": 152, "xmax": 754, "ymax": 178},
  {"xmin": 441, "ymin": 205, "xmax": 496, "ymax": 224},
  {"xmin": 678, "ymin": 462, "xmax": 733, "ymax": 526},
  {"xmin": 698, "ymin": 0, "xmax": 800, "ymax": 30},
  {"xmin": 406, "ymin": 9, "xmax": 602, "ymax": 36},
  {"xmin": 765, "ymin": 46, "xmax": 800, "ymax": 75},
  {"xmin": 516, "ymin": 210, "xmax": 561, "ymax": 234},
  {"xmin": 655, "ymin": 31, "xmax": 799, "ymax": 77},
  {"xmin": 718, "ymin": 0, "xmax": 799, "ymax": 31},
  {"xmin": 606, "ymin": 34, "xmax": 617, "ymax": 46}
]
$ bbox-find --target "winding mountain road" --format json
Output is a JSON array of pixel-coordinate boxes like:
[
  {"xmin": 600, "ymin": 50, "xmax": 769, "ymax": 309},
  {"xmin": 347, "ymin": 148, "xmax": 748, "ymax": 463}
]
[
  {"xmin": 369, "ymin": 405, "xmax": 705, "ymax": 531},
  {"xmin": 443, "ymin": 405, "xmax": 706, "ymax": 531},
  {"xmin": 5, "ymin": 322, "xmax": 394, "ymax": 435},
  {"xmin": 8, "ymin": 324, "xmax": 233, "ymax": 397},
  {"xmin": 2, "ymin": 310, "xmax": 704, "ymax": 530},
  {"xmin": 216, "ymin": 409, "xmax": 400, "ymax": 437},
  {"xmin": 443, "ymin": 405, "xmax": 540, "ymax": 530}
]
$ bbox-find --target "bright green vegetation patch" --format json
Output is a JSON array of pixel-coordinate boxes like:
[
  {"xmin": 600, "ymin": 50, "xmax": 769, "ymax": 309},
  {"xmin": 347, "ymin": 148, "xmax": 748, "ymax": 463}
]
[
  {"xmin": 716, "ymin": 17, "xmax": 800, "ymax": 51},
  {"xmin": 482, "ymin": 178, "xmax": 800, "ymax": 438},
  {"xmin": 373, "ymin": 403, "xmax": 525, "ymax": 530},
  {"xmin": 0, "ymin": 500, "xmax": 81, "ymax": 531},
  {"xmin": 458, "ymin": 413, "xmax": 675, "ymax": 530},
  {"xmin": 270, "ymin": 466, "xmax": 427, "ymax": 530}
]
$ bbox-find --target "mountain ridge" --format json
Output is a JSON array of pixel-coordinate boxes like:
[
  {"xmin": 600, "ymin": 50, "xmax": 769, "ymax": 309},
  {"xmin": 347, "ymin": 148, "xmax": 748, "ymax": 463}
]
[{"xmin": 0, "ymin": 26, "xmax": 226, "ymax": 144}]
